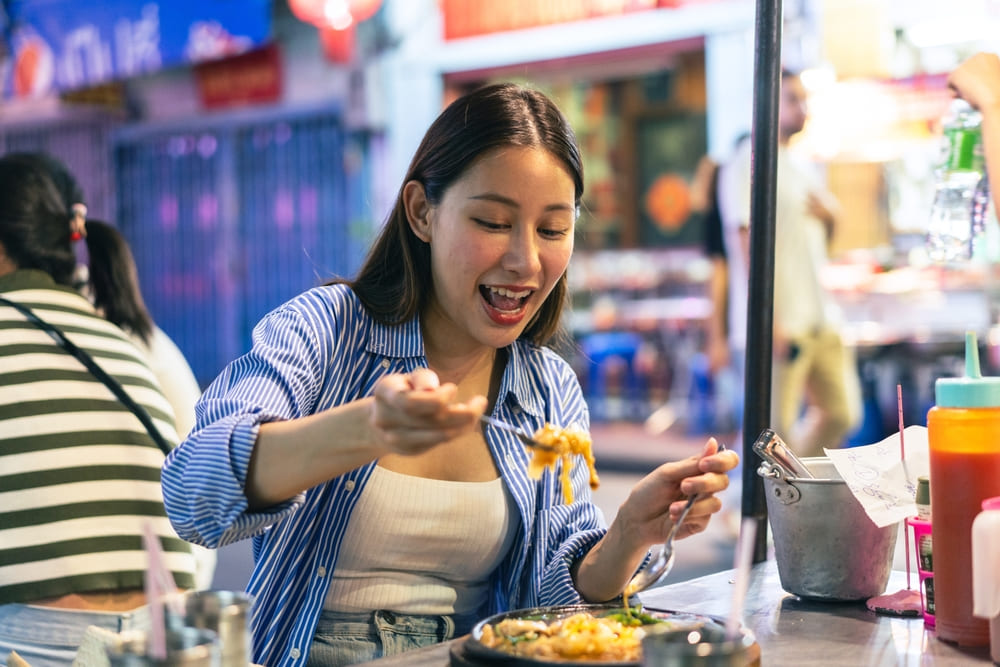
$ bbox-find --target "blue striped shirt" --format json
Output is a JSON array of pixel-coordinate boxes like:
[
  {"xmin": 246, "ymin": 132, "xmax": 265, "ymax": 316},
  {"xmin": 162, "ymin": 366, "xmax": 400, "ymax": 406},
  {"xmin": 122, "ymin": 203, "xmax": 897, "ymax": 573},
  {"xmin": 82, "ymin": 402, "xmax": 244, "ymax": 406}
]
[{"xmin": 161, "ymin": 284, "xmax": 606, "ymax": 667}]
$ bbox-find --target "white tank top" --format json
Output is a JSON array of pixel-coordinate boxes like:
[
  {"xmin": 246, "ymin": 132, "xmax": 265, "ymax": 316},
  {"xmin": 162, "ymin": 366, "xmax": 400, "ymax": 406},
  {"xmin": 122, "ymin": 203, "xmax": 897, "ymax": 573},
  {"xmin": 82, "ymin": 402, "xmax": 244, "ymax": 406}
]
[{"xmin": 323, "ymin": 465, "xmax": 519, "ymax": 616}]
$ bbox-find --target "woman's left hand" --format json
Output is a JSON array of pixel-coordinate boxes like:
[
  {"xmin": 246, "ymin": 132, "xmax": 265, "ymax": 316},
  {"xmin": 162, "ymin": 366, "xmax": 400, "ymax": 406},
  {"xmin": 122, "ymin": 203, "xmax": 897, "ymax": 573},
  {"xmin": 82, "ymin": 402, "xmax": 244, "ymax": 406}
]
[
  {"xmin": 616, "ymin": 438, "xmax": 738, "ymax": 549},
  {"xmin": 573, "ymin": 437, "xmax": 739, "ymax": 602}
]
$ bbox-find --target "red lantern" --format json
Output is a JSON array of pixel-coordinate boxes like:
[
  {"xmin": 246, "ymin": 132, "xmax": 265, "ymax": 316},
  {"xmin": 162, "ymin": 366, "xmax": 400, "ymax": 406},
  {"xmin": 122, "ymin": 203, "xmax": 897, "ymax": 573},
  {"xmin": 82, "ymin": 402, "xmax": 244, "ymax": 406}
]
[
  {"xmin": 289, "ymin": 0, "xmax": 382, "ymax": 28},
  {"xmin": 288, "ymin": 0, "xmax": 325, "ymax": 25},
  {"xmin": 319, "ymin": 24, "xmax": 356, "ymax": 63},
  {"xmin": 348, "ymin": 0, "xmax": 382, "ymax": 22},
  {"xmin": 323, "ymin": 2, "xmax": 354, "ymax": 30}
]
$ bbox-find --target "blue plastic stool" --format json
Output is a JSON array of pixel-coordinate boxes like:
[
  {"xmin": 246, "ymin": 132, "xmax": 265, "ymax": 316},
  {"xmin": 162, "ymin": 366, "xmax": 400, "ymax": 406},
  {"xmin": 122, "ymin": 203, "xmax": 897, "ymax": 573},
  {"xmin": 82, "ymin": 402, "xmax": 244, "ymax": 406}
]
[{"xmin": 579, "ymin": 331, "xmax": 644, "ymax": 421}]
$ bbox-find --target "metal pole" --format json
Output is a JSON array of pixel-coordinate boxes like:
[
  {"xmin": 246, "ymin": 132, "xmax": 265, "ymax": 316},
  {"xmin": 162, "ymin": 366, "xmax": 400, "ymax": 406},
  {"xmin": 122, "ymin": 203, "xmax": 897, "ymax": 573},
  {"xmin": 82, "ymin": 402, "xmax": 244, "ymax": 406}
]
[{"xmin": 741, "ymin": 0, "xmax": 782, "ymax": 564}]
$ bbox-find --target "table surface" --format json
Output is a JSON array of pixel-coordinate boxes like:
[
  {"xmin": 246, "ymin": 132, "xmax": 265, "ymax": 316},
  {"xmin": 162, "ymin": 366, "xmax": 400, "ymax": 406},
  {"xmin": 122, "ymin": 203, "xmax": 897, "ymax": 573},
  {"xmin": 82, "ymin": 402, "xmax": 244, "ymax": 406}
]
[{"xmin": 355, "ymin": 560, "xmax": 993, "ymax": 666}]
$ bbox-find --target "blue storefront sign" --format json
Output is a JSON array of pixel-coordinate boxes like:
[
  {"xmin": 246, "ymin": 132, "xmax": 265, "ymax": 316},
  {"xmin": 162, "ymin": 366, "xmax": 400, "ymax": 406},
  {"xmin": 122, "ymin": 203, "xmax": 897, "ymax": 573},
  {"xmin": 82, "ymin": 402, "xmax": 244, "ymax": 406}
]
[{"xmin": 2, "ymin": 0, "xmax": 271, "ymax": 98}]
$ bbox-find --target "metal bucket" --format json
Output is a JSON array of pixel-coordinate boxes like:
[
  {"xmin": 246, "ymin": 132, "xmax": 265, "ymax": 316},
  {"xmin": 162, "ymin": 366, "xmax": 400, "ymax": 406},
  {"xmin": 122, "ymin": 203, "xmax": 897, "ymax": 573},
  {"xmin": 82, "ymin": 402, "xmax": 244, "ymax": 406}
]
[{"xmin": 759, "ymin": 457, "xmax": 897, "ymax": 601}]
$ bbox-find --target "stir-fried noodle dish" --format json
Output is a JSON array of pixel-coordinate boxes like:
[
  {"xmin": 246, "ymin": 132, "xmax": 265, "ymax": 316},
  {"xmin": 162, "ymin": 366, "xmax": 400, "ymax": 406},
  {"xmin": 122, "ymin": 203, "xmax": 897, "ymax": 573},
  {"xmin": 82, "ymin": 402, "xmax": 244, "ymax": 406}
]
[{"xmin": 478, "ymin": 608, "xmax": 671, "ymax": 662}]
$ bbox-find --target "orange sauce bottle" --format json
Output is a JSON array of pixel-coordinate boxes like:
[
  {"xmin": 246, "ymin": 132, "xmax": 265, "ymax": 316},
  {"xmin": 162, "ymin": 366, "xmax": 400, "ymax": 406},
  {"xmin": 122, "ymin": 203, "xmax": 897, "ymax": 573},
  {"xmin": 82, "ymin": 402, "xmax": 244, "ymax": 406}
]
[{"xmin": 928, "ymin": 331, "xmax": 1000, "ymax": 647}]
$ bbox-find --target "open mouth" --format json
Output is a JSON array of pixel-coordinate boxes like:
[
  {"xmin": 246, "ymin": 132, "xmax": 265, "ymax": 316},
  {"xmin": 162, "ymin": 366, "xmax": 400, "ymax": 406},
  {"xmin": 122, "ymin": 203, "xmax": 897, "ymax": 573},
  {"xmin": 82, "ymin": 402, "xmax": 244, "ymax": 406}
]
[{"xmin": 480, "ymin": 285, "xmax": 532, "ymax": 313}]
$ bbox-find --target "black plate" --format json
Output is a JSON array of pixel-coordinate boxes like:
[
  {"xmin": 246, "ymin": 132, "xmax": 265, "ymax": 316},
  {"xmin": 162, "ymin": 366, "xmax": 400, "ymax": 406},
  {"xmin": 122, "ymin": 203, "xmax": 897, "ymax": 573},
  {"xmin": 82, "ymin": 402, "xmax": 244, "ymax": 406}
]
[{"xmin": 464, "ymin": 603, "xmax": 725, "ymax": 666}]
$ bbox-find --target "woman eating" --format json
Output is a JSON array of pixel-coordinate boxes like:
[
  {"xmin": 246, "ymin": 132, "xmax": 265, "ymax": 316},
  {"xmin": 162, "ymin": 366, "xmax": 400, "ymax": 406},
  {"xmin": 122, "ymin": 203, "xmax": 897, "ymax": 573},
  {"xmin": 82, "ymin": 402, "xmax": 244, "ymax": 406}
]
[{"xmin": 161, "ymin": 82, "xmax": 739, "ymax": 667}]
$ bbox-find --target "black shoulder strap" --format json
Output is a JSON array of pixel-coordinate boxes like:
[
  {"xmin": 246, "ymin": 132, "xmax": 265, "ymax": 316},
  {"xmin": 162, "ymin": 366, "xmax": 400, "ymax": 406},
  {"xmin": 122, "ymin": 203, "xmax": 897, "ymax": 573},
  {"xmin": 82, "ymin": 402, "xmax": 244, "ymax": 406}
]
[{"xmin": 0, "ymin": 294, "xmax": 173, "ymax": 456}]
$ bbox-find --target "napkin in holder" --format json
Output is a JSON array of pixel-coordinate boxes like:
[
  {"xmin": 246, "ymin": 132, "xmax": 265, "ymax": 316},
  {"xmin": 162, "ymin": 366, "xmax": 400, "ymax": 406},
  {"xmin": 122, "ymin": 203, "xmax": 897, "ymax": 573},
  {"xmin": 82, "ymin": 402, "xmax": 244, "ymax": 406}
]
[{"xmin": 824, "ymin": 425, "xmax": 930, "ymax": 529}]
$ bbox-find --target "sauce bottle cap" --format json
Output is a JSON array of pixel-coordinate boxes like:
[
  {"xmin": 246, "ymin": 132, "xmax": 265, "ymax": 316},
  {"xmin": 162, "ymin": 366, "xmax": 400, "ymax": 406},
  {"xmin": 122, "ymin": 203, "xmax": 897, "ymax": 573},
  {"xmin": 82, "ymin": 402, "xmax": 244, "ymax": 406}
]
[
  {"xmin": 916, "ymin": 476, "xmax": 930, "ymax": 506},
  {"xmin": 935, "ymin": 332, "xmax": 1000, "ymax": 407}
]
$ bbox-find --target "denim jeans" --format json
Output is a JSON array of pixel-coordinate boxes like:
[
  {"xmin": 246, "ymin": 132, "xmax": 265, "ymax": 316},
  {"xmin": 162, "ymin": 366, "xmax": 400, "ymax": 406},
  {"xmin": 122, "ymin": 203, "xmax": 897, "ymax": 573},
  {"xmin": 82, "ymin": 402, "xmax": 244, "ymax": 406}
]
[
  {"xmin": 0, "ymin": 603, "xmax": 129, "ymax": 667},
  {"xmin": 307, "ymin": 609, "xmax": 476, "ymax": 666}
]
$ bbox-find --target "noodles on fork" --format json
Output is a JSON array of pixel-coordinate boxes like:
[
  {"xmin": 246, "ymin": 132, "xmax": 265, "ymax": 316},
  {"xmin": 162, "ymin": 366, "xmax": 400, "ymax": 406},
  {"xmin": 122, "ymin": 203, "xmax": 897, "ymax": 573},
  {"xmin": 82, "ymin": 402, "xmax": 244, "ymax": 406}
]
[{"xmin": 527, "ymin": 423, "xmax": 600, "ymax": 504}]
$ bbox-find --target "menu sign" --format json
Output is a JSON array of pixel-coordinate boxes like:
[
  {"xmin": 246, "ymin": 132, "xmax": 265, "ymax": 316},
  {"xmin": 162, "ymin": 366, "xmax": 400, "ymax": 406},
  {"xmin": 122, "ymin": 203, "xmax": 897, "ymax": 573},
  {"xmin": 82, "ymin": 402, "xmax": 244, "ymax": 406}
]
[{"xmin": 2, "ymin": 0, "xmax": 271, "ymax": 99}]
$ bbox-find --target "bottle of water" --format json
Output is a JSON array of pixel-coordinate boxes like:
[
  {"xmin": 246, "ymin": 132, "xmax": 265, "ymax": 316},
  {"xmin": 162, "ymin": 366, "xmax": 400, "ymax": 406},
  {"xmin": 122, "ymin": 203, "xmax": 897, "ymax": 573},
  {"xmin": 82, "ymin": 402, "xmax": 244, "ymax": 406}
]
[{"xmin": 927, "ymin": 100, "xmax": 989, "ymax": 262}]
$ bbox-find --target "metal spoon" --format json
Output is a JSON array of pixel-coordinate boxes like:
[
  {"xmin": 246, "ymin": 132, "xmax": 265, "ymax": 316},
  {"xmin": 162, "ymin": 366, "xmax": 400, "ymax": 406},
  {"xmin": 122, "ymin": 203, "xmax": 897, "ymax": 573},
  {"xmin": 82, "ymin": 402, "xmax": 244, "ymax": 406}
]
[
  {"xmin": 623, "ymin": 443, "xmax": 728, "ymax": 598},
  {"xmin": 623, "ymin": 493, "xmax": 698, "ymax": 598},
  {"xmin": 479, "ymin": 415, "xmax": 557, "ymax": 452}
]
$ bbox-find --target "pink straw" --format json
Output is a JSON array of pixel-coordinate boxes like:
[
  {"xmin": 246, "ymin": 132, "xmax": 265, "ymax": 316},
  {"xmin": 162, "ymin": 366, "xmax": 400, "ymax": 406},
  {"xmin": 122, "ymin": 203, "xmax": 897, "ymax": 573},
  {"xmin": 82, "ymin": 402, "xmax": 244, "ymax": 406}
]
[
  {"xmin": 142, "ymin": 521, "xmax": 185, "ymax": 660},
  {"xmin": 142, "ymin": 521, "xmax": 168, "ymax": 660},
  {"xmin": 897, "ymin": 384, "xmax": 912, "ymax": 591},
  {"xmin": 897, "ymin": 384, "xmax": 906, "ymax": 461}
]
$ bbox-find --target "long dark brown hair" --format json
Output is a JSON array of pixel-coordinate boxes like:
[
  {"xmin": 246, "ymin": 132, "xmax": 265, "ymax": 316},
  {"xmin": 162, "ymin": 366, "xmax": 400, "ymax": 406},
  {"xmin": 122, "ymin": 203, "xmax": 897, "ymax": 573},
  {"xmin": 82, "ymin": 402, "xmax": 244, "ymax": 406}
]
[
  {"xmin": 340, "ymin": 82, "xmax": 584, "ymax": 346},
  {"xmin": 85, "ymin": 219, "xmax": 154, "ymax": 344}
]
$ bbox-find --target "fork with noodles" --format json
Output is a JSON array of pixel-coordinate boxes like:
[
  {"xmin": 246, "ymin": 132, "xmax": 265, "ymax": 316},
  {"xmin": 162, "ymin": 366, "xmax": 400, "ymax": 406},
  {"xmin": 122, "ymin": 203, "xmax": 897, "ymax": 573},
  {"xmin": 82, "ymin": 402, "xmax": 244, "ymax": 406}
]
[{"xmin": 527, "ymin": 423, "xmax": 600, "ymax": 504}]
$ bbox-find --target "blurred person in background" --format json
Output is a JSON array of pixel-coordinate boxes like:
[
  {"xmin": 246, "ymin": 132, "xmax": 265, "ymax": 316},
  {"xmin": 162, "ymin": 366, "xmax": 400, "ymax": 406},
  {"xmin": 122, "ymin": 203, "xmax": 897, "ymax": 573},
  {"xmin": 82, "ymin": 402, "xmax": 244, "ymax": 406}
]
[
  {"xmin": 161, "ymin": 82, "xmax": 739, "ymax": 667},
  {"xmin": 694, "ymin": 149, "xmax": 743, "ymax": 437},
  {"xmin": 716, "ymin": 69, "xmax": 860, "ymax": 458},
  {"xmin": 696, "ymin": 153, "xmax": 729, "ymax": 379},
  {"xmin": 948, "ymin": 51, "xmax": 1000, "ymax": 197},
  {"xmin": 0, "ymin": 155, "xmax": 197, "ymax": 666}
]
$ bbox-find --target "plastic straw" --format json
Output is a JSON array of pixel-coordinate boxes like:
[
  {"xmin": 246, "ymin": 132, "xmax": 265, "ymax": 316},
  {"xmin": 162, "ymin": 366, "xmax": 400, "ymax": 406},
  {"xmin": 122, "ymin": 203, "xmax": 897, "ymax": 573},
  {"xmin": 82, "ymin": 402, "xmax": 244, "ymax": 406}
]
[
  {"xmin": 142, "ymin": 521, "xmax": 168, "ymax": 660},
  {"xmin": 897, "ymin": 384, "xmax": 906, "ymax": 462},
  {"xmin": 726, "ymin": 517, "xmax": 758, "ymax": 641},
  {"xmin": 142, "ymin": 521, "xmax": 186, "ymax": 660}
]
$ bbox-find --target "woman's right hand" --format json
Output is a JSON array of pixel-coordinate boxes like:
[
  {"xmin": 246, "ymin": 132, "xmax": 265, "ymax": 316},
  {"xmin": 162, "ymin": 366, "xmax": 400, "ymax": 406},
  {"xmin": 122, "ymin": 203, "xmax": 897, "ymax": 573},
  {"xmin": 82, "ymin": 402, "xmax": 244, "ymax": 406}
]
[
  {"xmin": 247, "ymin": 368, "xmax": 486, "ymax": 508},
  {"xmin": 371, "ymin": 367, "xmax": 487, "ymax": 456}
]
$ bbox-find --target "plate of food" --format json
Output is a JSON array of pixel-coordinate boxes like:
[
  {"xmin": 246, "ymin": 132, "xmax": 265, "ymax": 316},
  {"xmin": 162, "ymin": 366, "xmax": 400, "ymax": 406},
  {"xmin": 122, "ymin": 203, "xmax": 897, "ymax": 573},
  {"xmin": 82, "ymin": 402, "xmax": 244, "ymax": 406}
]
[{"xmin": 461, "ymin": 603, "xmax": 725, "ymax": 665}]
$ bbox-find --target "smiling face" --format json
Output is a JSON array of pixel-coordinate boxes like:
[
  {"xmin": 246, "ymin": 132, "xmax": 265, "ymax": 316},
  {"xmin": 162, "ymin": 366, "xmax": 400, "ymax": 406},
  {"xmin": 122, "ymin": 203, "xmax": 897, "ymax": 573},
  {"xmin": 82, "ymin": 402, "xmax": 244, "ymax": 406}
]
[{"xmin": 406, "ymin": 145, "xmax": 576, "ymax": 354}]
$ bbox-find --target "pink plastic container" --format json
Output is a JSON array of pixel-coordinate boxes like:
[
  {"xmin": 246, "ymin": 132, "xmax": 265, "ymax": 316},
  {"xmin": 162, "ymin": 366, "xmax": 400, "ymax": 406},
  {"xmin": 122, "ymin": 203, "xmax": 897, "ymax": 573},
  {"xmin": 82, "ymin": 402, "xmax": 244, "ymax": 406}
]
[{"xmin": 906, "ymin": 516, "xmax": 935, "ymax": 629}]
